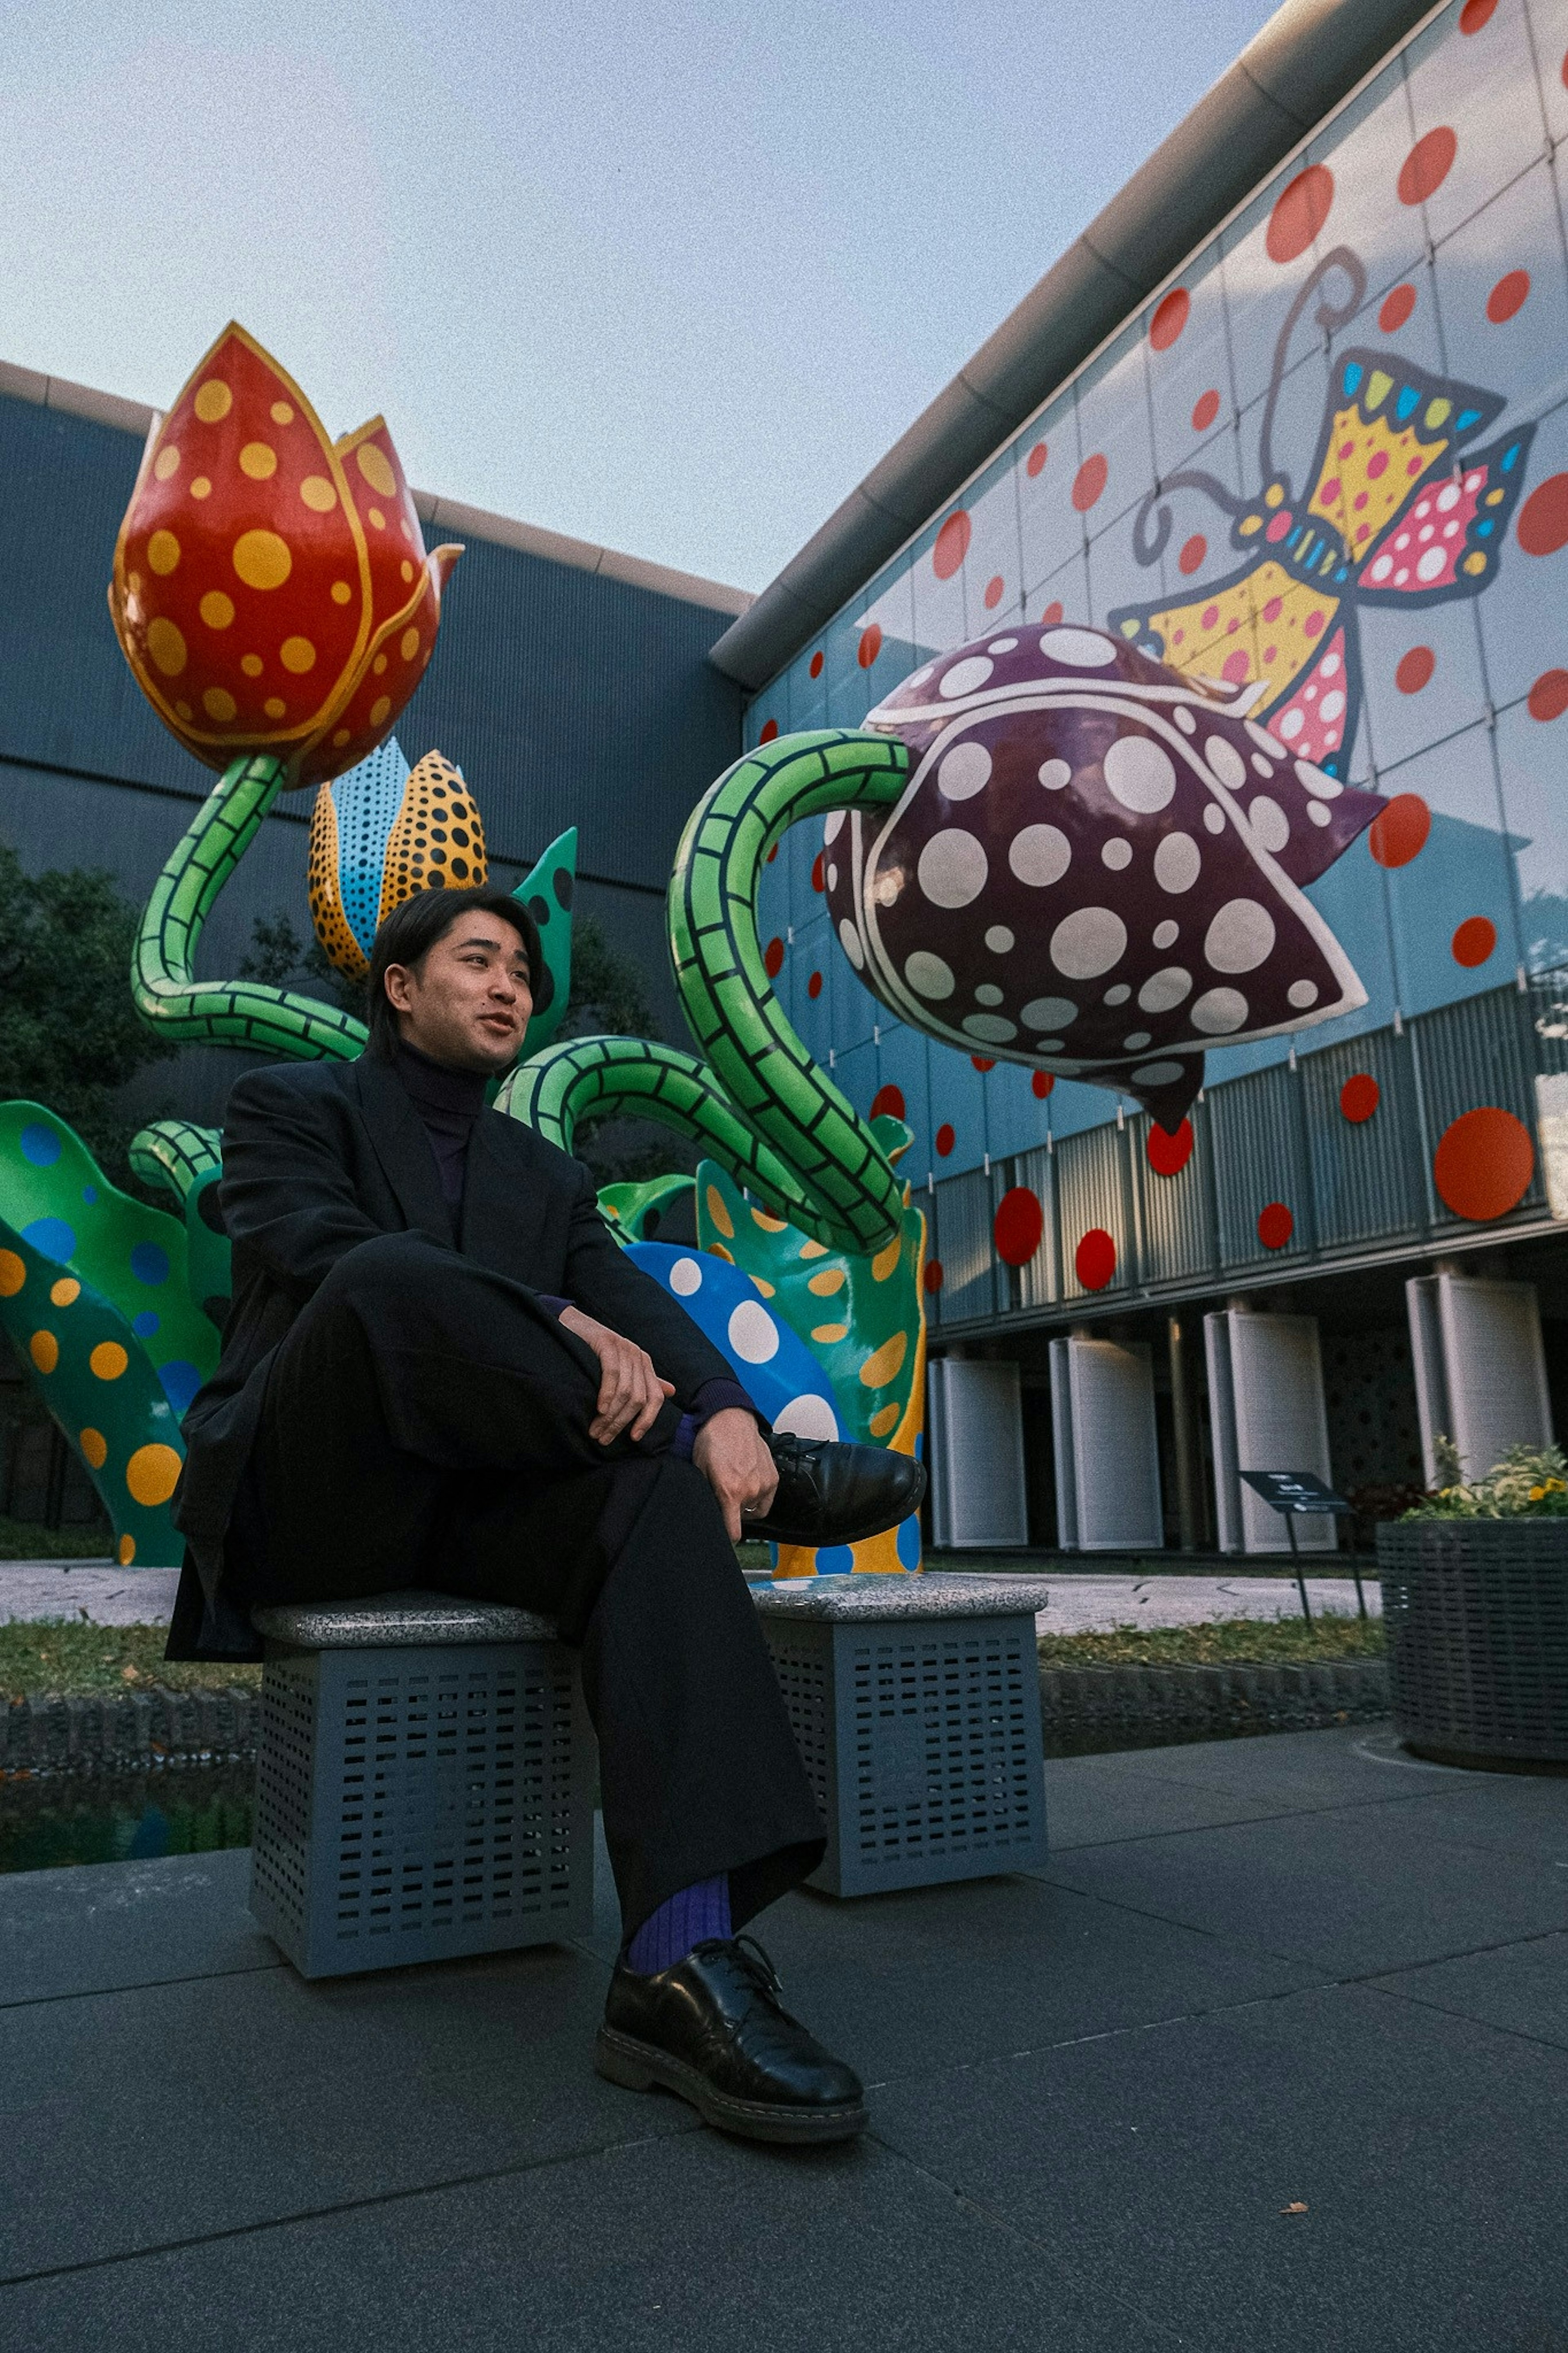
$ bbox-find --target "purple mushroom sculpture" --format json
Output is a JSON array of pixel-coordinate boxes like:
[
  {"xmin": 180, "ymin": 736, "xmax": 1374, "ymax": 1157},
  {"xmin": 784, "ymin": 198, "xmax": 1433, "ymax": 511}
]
[{"xmin": 827, "ymin": 623, "xmax": 1383, "ymax": 1133}]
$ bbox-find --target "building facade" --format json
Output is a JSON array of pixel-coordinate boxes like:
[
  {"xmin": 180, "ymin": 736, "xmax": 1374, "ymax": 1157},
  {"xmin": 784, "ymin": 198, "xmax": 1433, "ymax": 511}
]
[{"xmin": 732, "ymin": 0, "xmax": 1568, "ymax": 1547}]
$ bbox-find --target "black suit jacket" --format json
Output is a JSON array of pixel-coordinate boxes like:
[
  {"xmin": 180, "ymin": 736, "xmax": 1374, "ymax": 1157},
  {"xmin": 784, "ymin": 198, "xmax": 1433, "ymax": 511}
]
[{"xmin": 167, "ymin": 1052, "xmax": 732, "ymax": 1657}]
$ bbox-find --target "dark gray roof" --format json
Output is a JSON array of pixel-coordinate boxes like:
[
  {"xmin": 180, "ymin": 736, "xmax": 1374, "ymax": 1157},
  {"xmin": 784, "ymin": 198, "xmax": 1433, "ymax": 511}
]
[{"xmin": 709, "ymin": 0, "xmax": 1437, "ymax": 689}]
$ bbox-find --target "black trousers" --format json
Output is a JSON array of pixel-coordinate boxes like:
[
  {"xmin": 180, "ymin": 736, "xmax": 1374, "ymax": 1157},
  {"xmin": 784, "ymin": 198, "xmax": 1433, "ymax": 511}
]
[{"xmin": 233, "ymin": 1233, "xmax": 824, "ymax": 1937}]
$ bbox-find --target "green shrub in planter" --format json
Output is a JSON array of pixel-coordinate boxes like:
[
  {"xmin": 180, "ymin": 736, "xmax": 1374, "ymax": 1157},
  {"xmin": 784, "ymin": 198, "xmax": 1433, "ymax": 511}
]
[{"xmin": 1378, "ymin": 1441, "xmax": 1568, "ymax": 1769}]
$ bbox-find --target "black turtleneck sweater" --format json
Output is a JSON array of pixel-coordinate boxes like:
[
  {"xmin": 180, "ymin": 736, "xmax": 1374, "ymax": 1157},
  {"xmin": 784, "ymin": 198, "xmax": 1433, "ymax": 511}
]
[{"xmin": 391, "ymin": 1039, "xmax": 753, "ymax": 1435}]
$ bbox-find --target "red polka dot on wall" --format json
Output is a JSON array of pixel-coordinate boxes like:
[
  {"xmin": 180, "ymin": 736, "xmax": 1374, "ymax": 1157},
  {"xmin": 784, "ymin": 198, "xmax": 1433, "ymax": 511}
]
[
  {"xmin": 1339, "ymin": 1073, "xmax": 1381, "ymax": 1124},
  {"xmin": 766, "ymin": 843, "xmax": 778, "ymax": 864},
  {"xmin": 1399, "ymin": 128, "xmax": 1457, "ymax": 208},
  {"xmin": 935, "ymin": 1124, "xmax": 955, "ymax": 1158},
  {"xmin": 970, "ymin": 1057, "xmax": 995, "ymax": 1074},
  {"xmin": 857, "ymin": 624, "xmax": 882, "ymax": 669},
  {"xmin": 1075, "ymin": 1229, "xmax": 1117, "ymax": 1291},
  {"xmin": 1528, "ymin": 669, "xmax": 1568, "ymax": 722},
  {"xmin": 807, "ymin": 971, "xmax": 822, "ymax": 999},
  {"xmin": 1395, "ymin": 646, "xmax": 1434, "ymax": 695},
  {"xmin": 1031, "ymin": 1071, "xmax": 1055, "ymax": 1100},
  {"xmin": 1368, "ymin": 792, "xmax": 1431, "ymax": 868},
  {"xmin": 922, "ymin": 1259, "xmax": 944, "ymax": 1294},
  {"xmin": 1257, "ymin": 1202, "xmax": 1294, "ymax": 1251},
  {"xmin": 1149, "ymin": 289, "xmax": 1189, "ymax": 351},
  {"xmin": 763, "ymin": 937, "xmax": 784, "ymax": 979},
  {"xmin": 1145, "ymin": 1119, "xmax": 1194, "ymax": 1177},
  {"xmin": 1178, "ymin": 535, "xmax": 1208, "ymax": 576},
  {"xmin": 983, "ymin": 576, "xmax": 1005, "ymax": 610},
  {"xmin": 811, "ymin": 853, "xmax": 825, "ymax": 892},
  {"xmin": 933, "ymin": 513, "xmax": 971, "ymax": 580},
  {"xmin": 1267, "ymin": 165, "xmax": 1334, "ymax": 265},
  {"xmin": 1191, "ymin": 388, "xmax": 1221, "ymax": 433},
  {"xmin": 1072, "ymin": 455, "xmax": 1108, "ymax": 513},
  {"xmin": 1452, "ymin": 916, "xmax": 1497, "ymax": 968},
  {"xmin": 870, "ymin": 1084, "xmax": 905, "ymax": 1122},
  {"xmin": 993, "ymin": 1187, "xmax": 1044, "ymax": 1268},
  {"xmin": 1460, "ymin": 0, "xmax": 1498, "ymax": 31},
  {"xmin": 1040, "ymin": 600, "xmax": 1065, "ymax": 627},
  {"xmin": 1379, "ymin": 283, "xmax": 1417, "ymax": 333},
  {"xmin": 808, "ymin": 651, "xmax": 824, "ymax": 679},
  {"xmin": 1518, "ymin": 476, "xmax": 1568, "ymax": 557},
  {"xmin": 1487, "ymin": 270, "xmax": 1530, "ymax": 324},
  {"xmin": 1026, "ymin": 442, "xmax": 1048, "ymax": 478},
  {"xmin": 1434, "ymin": 1106, "xmax": 1534, "ymax": 1220},
  {"xmin": 759, "ymin": 719, "xmax": 779, "ymax": 744}
]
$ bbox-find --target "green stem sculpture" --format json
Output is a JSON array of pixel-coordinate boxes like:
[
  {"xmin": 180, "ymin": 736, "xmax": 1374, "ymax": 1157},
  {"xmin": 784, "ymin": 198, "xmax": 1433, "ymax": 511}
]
[
  {"xmin": 132, "ymin": 754, "xmax": 369, "ymax": 1059},
  {"xmin": 499, "ymin": 729, "xmax": 911, "ymax": 1254}
]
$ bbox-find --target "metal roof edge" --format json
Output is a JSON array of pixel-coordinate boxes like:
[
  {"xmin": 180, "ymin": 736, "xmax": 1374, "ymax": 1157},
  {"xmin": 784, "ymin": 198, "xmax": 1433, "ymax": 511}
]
[
  {"xmin": 0, "ymin": 359, "xmax": 753, "ymax": 621},
  {"xmin": 709, "ymin": 0, "xmax": 1441, "ymax": 691}
]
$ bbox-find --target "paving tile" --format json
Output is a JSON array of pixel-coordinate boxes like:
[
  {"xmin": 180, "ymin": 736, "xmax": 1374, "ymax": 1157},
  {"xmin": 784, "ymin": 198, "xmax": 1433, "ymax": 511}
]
[
  {"xmin": 871, "ymin": 1983, "xmax": 1568, "ymax": 2353},
  {"xmin": 0, "ymin": 1851, "xmax": 277, "ymax": 2007},
  {"xmin": 1371, "ymin": 1931, "xmax": 1568, "ymax": 2052},
  {"xmin": 1042, "ymin": 1752, "xmax": 1294, "ymax": 1850},
  {"xmin": 747, "ymin": 1873, "xmax": 1322, "ymax": 2084},
  {"xmin": 1076, "ymin": 1724, "xmax": 1457, "ymax": 1813},
  {"xmin": 0, "ymin": 1937, "xmax": 669, "ymax": 2281},
  {"xmin": 1038, "ymin": 1802, "xmax": 1568, "ymax": 1976},
  {"xmin": 0, "ymin": 2122, "xmax": 1181, "ymax": 2353},
  {"xmin": 1384, "ymin": 1778, "xmax": 1568, "ymax": 1866}
]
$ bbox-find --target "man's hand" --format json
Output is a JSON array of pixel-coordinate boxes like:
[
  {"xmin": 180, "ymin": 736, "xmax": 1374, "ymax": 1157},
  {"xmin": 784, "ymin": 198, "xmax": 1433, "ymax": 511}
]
[
  {"xmin": 558, "ymin": 1305, "xmax": 674, "ymax": 1445},
  {"xmin": 693, "ymin": 1407, "xmax": 777, "ymax": 1544}
]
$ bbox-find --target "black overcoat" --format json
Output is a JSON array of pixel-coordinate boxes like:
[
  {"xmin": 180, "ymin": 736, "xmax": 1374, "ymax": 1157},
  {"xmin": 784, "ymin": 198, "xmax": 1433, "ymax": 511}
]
[{"xmin": 167, "ymin": 1052, "xmax": 732, "ymax": 1656}]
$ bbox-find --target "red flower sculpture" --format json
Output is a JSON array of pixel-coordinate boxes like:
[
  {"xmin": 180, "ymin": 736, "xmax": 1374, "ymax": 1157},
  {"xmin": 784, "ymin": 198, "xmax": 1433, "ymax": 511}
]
[{"xmin": 109, "ymin": 323, "xmax": 461, "ymax": 789}]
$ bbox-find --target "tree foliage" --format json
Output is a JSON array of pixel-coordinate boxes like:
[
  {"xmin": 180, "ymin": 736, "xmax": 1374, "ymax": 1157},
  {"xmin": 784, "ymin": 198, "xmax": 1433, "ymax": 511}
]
[{"xmin": 0, "ymin": 836, "xmax": 175, "ymax": 1179}]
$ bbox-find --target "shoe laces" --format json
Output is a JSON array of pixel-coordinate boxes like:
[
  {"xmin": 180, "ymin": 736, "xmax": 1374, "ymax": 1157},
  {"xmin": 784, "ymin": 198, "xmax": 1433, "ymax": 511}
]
[{"xmin": 694, "ymin": 1932, "xmax": 786, "ymax": 2005}]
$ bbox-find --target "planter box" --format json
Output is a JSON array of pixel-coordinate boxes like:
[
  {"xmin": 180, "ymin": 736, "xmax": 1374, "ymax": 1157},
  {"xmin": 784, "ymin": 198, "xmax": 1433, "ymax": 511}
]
[{"xmin": 1376, "ymin": 1521, "xmax": 1568, "ymax": 1768}]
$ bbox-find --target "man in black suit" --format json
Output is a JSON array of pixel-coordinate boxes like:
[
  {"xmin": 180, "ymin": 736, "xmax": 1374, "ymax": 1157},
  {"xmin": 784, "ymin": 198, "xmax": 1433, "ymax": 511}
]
[{"xmin": 167, "ymin": 882, "xmax": 922, "ymax": 2146}]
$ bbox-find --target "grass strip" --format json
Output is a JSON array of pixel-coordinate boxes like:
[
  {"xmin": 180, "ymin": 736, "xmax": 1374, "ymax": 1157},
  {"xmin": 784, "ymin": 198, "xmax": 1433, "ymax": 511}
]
[
  {"xmin": 1, "ymin": 1610, "xmax": 1384, "ymax": 1699},
  {"xmin": 1037, "ymin": 1614, "xmax": 1385, "ymax": 1669},
  {"xmin": 0, "ymin": 1514, "xmax": 113, "ymax": 1562},
  {"xmin": 0, "ymin": 1621, "xmax": 260, "ymax": 1700}
]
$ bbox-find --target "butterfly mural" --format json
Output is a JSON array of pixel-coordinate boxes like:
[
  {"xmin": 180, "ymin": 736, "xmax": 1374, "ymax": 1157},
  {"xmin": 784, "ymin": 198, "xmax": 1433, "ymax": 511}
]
[{"xmin": 1109, "ymin": 249, "xmax": 1535, "ymax": 776}]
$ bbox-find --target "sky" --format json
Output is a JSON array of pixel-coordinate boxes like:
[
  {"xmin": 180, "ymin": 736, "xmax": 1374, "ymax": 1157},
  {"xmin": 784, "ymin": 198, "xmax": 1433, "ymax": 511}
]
[{"xmin": 2, "ymin": 0, "xmax": 1284, "ymax": 592}]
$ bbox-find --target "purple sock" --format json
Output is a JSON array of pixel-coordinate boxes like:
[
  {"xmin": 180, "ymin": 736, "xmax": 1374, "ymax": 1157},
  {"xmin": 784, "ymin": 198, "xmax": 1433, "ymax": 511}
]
[
  {"xmin": 625, "ymin": 1874, "xmax": 732, "ymax": 1974},
  {"xmin": 670, "ymin": 1412, "xmax": 697, "ymax": 1461}
]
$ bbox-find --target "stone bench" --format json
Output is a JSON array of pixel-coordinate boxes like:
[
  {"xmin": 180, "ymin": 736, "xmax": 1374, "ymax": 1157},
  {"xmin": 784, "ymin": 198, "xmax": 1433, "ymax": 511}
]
[
  {"xmin": 248, "ymin": 1593, "xmax": 596, "ymax": 1980},
  {"xmin": 751, "ymin": 1573, "xmax": 1052, "ymax": 1898}
]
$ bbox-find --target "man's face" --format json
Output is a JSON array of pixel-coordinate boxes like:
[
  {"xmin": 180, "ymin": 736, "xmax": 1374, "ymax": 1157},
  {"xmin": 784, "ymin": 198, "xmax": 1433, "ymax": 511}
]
[{"xmin": 383, "ymin": 913, "xmax": 534, "ymax": 1075}]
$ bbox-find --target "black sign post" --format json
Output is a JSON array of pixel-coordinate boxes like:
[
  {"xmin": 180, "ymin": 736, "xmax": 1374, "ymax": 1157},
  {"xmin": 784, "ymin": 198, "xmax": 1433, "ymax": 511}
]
[{"xmin": 1236, "ymin": 1471, "xmax": 1361, "ymax": 1623}]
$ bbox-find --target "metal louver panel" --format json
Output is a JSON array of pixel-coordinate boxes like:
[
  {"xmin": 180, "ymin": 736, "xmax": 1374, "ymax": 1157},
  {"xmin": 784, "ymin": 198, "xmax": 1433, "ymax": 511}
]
[
  {"xmin": 1051, "ymin": 1336, "xmax": 1163, "ymax": 1551},
  {"xmin": 927, "ymin": 1358, "xmax": 1027, "ymax": 1547},
  {"xmin": 1206, "ymin": 1063, "xmax": 1311, "ymax": 1269},
  {"xmin": 929, "ymin": 1166, "xmax": 998, "ymax": 1326},
  {"xmin": 1412, "ymin": 990, "xmax": 1544, "ymax": 1227},
  {"xmin": 1055, "ymin": 1121, "xmax": 1130, "ymax": 1300},
  {"xmin": 1299, "ymin": 1028, "xmax": 1425, "ymax": 1248},
  {"xmin": 1405, "ymin": 1274, "xmax": 1552, "ymax": 1485},
  {"xmin": 1131, "ymin": 1105, "xmax": 1215, "ymax": 1286}
]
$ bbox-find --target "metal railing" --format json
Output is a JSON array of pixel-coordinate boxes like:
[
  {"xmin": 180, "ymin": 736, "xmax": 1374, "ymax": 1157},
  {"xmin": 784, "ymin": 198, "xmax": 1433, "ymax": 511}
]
[{"xmin": 927, "ymin": 973, "xmax": 1568, "ymax": 1334}]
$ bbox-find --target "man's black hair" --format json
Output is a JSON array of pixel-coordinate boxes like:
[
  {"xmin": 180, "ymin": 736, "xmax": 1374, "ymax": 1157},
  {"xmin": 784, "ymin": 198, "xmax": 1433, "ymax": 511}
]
[{"xmin": 364, "ymin": 884, "xmax": 543, "ymax": 1059}]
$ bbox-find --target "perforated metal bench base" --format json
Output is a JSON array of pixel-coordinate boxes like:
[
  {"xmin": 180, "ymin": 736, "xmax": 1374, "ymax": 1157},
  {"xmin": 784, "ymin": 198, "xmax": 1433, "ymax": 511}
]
[
  {"xmin": 754, "ymin": 1579, "xmax": 1050, "ymax": 1898},
  {"xmin": 250, "ymin": 1604, "xmax": 595, "ymax": 1978}
]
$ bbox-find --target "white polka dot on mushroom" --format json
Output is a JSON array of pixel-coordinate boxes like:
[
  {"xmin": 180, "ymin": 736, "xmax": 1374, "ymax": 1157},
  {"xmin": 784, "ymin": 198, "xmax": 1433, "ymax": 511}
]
[
  {"xmin": 1287, "ymin": 979, "xmax": 1320, "ymax": 1008},
  {"xmin": 1205, "ymin": 734, "xmax": 1248, "ymax": 791},
  {"xmin": 1102, "ymin": 837, "xmax": 1132, "ymax": 870},
  {"xmin": 1204, "ymin": 898, "xmax": 1276, "ymax": 975},
  {"xmin": 1153, "ymin": 919, "xmax": 1180, "ymax": 950},
  {"xmin": 985, "ymin": 925, "xmax": 1014, "ymax": 953},
  {"xmin": 938, "ymin": 741, "xmax": 991, "ymax": 801},
  {"xmin": 1154, "ymin": 832, "xmax": 1201, "ymax": 892},
  {"xmin": 1104, "ymin": 734, "xmax": 1177, "ymax": 813},
  {"xmin": 905, "ymin": 950, "xmax": 955, "ymax": 999},
  {"xmin": 1039, "ymin": 627, "xmax": 1116, "ymax": 667},
  {"xmin": 1051, "ymin": 906, "xmax": 1127, "ymax": 979},
  {"xmin": 1008, "ymin": 824, "xmax": 1072, "ymax": 888},
  {"xmin": 1038, "ymin": 758, "xmax": 1071, "ymax": 790},
  {"xmin": 918, "ymin": 830, "xmax": 989, "ymax": 908},
  {"xmin": 838, "ymin": 918, "xmax": 865, "ymax": 968},
  {"xmin": 938, "ymin": 656, "xmax": 995, "ymax": 699}
]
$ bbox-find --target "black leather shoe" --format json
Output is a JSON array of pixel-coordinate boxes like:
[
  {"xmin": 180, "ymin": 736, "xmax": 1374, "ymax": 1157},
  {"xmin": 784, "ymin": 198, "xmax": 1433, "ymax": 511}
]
[
  {"xmin": 743, "ymin": 1434, "xmax": 926, "ymax": 1548},
  {"xmin": 596, "ymin": 1936, "xmax": 866, "ymax": 2146}
]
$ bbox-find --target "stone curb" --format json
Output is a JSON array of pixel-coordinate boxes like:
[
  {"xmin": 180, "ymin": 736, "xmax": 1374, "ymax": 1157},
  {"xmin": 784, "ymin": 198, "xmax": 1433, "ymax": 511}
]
[
  {"xmin": 0, "ymin": 1660, "xmax": 1392, "ymax": 1778},
  {"xmin": 0, "ymin": 1687, "xmax": 260, "ymax": 1776},
  {"xmin": 1039, "ymin": 1659, "xmax": 1391, "ymax": 1754}
]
